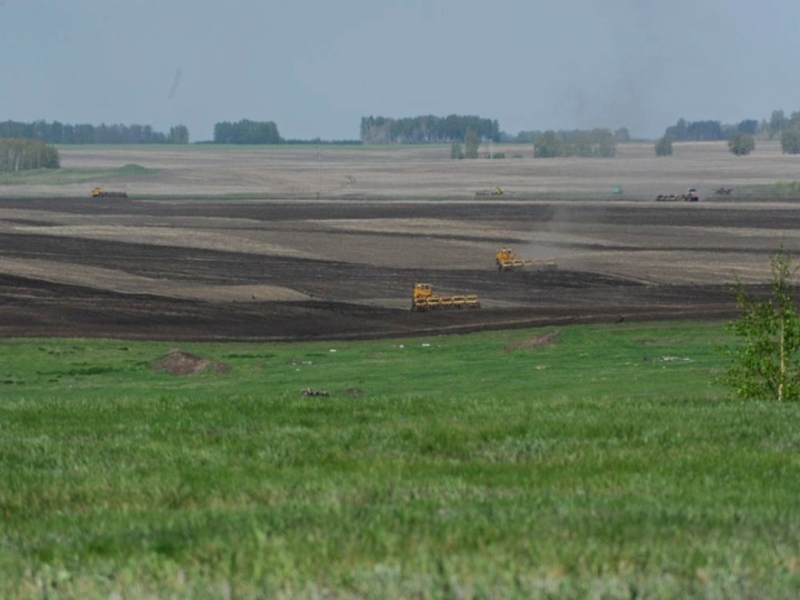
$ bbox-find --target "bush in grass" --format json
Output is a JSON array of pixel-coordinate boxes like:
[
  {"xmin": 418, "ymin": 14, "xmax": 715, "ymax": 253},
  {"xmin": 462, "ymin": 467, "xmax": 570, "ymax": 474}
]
[{"xmin": 722, "ymin": 247, "xmax": 800, "ymax": 401}]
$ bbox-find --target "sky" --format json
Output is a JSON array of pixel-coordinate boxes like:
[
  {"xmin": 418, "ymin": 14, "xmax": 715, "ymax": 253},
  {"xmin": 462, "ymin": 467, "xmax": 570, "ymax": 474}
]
[{"xmin": 1, "ymin": 0, "xmax": 799, "ymax": 142}]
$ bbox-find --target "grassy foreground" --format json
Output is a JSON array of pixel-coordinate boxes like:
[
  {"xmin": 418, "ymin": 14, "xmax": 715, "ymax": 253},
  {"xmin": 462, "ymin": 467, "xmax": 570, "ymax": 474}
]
[{"xmin": 2, "ymin": 322, "xmax": 800, "ymax": 599}]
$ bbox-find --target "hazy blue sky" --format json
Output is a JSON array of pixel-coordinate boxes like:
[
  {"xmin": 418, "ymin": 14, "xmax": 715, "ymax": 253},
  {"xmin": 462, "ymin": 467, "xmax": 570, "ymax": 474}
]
[{"xmin": 1, "ymin": 0, "xmax": 798, "ymax": 141}]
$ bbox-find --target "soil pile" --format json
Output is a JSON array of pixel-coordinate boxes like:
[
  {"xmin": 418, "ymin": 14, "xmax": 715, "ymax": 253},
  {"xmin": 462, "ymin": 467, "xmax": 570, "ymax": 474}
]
[
  {"xmin": 152, "ymin": 348, "xmax": 231, "ymax": 376},
  {"xmin": 504, "ymin": 331, "xmax": 559, "ymax": 352}
]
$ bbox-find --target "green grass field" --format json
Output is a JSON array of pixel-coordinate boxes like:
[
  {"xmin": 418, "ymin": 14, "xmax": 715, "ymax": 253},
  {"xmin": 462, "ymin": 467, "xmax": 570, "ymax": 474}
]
[
  {"xmin": 3, "ymin": 322, "xmax": 800, "ymax": 599},
  {"xmin": 736, "ymin": 181, "xmax": 800, "ymax": 197}
]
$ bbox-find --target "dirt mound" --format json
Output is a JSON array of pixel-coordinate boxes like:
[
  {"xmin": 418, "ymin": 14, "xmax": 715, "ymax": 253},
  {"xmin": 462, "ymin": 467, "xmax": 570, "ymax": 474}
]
[
  {"xmin": 504, "ymin": 331, "xmax": 559, "ymax": 352},
  {"xmin": 152, "ymin": 348, "xmax": 231, "ymax": 376}
]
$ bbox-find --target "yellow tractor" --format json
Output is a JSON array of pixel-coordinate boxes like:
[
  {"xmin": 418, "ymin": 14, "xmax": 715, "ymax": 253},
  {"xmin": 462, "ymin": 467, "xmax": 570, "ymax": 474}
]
[
  {"xmin": 92, "ymin": 187, "xmax": 128, "ymax": 199},
  {"xmin": 495, "ymin": 247, "xmax": 556, "ymax": 271},
  {"xmin": 475, "ymin": 187, "xmax": 505, "ymax": 197},
  {"xmin": 495, "ymin": 247, "xmax": 528, "ymax": 271},
  {"xmin": 412, "ymin": 282, "xmax": 480, "ymax": 311}
]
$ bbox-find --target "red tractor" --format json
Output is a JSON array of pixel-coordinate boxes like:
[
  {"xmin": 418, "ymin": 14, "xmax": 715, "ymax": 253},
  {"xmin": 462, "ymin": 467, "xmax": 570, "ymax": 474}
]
[{"xmin": 682, "ymin": 188, "xmax": 699, "ymax": 202}]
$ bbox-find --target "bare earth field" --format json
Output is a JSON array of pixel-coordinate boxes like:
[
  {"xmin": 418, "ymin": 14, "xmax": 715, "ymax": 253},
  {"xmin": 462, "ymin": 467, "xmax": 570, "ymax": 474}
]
[{"xmin": 1, "ymin": 142, "xmax": 799, "ymax": 341}]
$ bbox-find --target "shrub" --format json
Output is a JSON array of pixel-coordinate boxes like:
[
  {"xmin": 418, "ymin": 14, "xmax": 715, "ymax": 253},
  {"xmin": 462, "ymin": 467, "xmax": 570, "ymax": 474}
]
[
  {"xmin": 728, "ymin": 133, "xmax": 755, "ymax": 156},
  {"xmin": 655, "ymin": 136, "xmax": 673, "ymax": 157}
]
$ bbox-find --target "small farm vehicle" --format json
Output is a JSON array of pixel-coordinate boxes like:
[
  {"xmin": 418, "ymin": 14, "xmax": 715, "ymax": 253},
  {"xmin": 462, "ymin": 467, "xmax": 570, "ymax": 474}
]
[
  {"xmin": 656, "ymin": 188, "xmax": 698, "ymax": 202},
  {"xmin": 495, "ymin": 247, "xmax": 556, "ymax": 271},
  {"xmin": 92, "ymin": 187, "xmax": 128, "ymax": 198},
  {"xmin": 411, "ymin": 282, "xmax": 480, "ymax": 311},
  {"xmin": 475, "ymin": 187, "xmax": 506, "ymax": 197}
]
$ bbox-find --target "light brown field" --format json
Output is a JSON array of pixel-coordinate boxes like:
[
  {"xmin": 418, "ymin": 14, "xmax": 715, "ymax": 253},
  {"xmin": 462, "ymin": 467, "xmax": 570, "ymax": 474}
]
[
  {"xmin": 8, "ymin": 140, "xmax": 800, "ymax": 199},
  {"xmin": 0, "ymin": 142, "xmax": 799, "ymax": 340}
]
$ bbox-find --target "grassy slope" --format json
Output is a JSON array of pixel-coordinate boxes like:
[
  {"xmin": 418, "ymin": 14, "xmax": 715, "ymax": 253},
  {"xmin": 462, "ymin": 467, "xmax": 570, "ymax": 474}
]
[{"xmin": 2, "ymin": 322, "xmax": 800, "ymax": 599}]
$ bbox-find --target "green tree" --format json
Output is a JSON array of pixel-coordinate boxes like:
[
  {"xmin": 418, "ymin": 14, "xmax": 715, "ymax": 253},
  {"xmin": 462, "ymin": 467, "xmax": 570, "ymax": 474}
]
[
  {"xmin": 0, "ymin": 139, "xmax": 60, "ymax": 172},
  {"xmin": 592, "ymin": 128, "xmax": 617, "ymax": 157},
  {"xmin": 533, "ymin": 131, "xmax": 562, "ymax": 158},
  {"xmin": 728, "ymin": 133, "xmax": 755, "ymax": 156},
  {"xmin": 722, "ymin": 248, "xmax": 800, "ymax": 401},
  {"xmin": 769, "ymin": 110, "xmax": 786, "ymax": 139},
  {"xmin": 737, "ymin": 119, "xmax": 759, "ymax": 135},
  {"xmin": 214, "ymin": 120, "xmax": 281, "ymax": 144},
  {"xmin": 566, "ymin": 132, "xmax": 592, "ymax": 157},
  {"xmin": 169, "ymin": 125, "xmax": 189, "ymax": 144},
  {"xmin": 42, "ymin": 145, "xmax": 60, "ymax": 169},
  {"xmin": 464, "ymin": 129, "xmax": 479, "ymax": 159},
  {"xmin": 781, "ymin": 129, "xmax": 800, "ymax": 154},
  {"xmin": 654, "ymin": 135, "xmax": 673, "ymax": 157},
  {"xmin": 450, "ymin": 140, "xmax": 464, "ymax": 159}
]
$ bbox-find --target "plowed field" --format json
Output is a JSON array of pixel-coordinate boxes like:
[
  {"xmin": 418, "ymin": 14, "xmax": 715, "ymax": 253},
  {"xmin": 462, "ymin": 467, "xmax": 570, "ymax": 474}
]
[{"xmin": 0, "ymin": 194, "xmax": 796, "ymax": 341}]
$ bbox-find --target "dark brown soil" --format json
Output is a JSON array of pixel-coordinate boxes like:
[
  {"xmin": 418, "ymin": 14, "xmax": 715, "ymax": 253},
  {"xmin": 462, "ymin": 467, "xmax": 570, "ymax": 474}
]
[{"xmin": 0, "ymin": 195, "xmax": 794, "ymax": 341}]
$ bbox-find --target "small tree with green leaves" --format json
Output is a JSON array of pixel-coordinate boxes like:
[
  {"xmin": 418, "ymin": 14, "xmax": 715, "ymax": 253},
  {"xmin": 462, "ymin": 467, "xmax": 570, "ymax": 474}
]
[
  {"xmin": 450, "ymin": 140, "xmax": 464, "ymax": 159},
  {"xmin": 728, "ymin": 133, "xmax": 755, "ymax": 156},
  {"xmin": 722, "ymin": 248, "xmax": 800, "ymax": 401},
  {"xmin": 654, "ymin": 135, "xmax": 673, "ymax": 157}
]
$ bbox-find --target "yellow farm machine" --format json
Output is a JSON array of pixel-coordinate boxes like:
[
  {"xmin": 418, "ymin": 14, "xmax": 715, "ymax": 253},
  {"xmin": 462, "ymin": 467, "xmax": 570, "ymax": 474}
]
[
  {"xmin": 496, "ymin": 247, "xmax": 529, "ymax": 270},
  {"xmin": 92, "ymin": 187, "xmax": 128, "ymax": 199},
  {"xmin": 495, "ymin": 247, "xmax": 556, "ymax": 271},
  {"xmin": 412, "ymin": 282, "xmax": 480, "ymax": 311}
]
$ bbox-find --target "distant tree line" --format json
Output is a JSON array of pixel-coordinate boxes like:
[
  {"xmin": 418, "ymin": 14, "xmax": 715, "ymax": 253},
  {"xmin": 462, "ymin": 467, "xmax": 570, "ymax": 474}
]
[
  {"xmin": 0, "ymin": 138, "xmax": 59, "ymax": 172},
  {"xmin": 663, "ymin": 119, "xmax": 726, "ymax": 142},
  {"xmin": 664, "ymin": 114, "xmax": 800, "ymax": 143},
  {"xmin": 533, "ymin": 129, "xmax": 617, "ymax": 158},
  {"xmin": 767, "ymin": 110, "xmax": 800, "ymax": 154},
  {"xmin": 0, "ymin": 120, "xmax": 189, "ymax": 144},
  {"xmin": 765, "ymin": 110, "xmax": 800, "ymax": 140},
  {"xmin": 657, "ymin": 117, "xmax": 765, "ymax": 157},
  {"xmin": 213, "ymin": 119, "xmax": 281, "ymax": 144},
  {"xmin": 661, "ymin": 110, "xmax": 800, "ymax": 154},
  {"xmin": 280, "ymin": 138, "xmax": 361, "ymax": 145},
  {"xmin": 504, "ymin": 128, "xmax": 630, "ymax": 145},
  {"xmin": 360, "ymin": 115, "xmax": 500, "ymax": 144}
]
